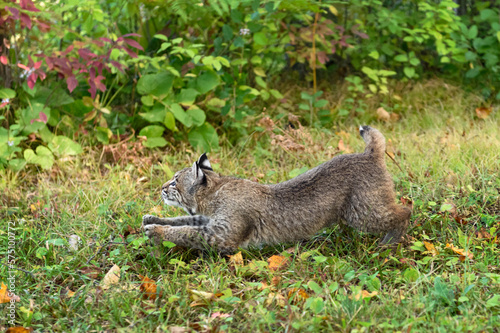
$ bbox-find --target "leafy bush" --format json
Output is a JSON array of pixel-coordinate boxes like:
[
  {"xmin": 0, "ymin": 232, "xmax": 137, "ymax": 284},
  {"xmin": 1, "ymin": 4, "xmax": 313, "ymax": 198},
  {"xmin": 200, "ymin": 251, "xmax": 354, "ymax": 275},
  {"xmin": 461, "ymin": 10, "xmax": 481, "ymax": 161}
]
[{"xmin": 1, "ymin": 0, "xmax": 499, "ymax": 171}]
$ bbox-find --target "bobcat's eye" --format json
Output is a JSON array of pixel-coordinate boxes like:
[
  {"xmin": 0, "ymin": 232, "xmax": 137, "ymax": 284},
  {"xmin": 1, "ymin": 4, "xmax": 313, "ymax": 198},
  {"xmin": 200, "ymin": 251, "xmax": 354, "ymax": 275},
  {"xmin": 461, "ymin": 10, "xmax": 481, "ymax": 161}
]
[{"xmin": 170, "ymin": 180, "xmax": 176, "ymax": 187}]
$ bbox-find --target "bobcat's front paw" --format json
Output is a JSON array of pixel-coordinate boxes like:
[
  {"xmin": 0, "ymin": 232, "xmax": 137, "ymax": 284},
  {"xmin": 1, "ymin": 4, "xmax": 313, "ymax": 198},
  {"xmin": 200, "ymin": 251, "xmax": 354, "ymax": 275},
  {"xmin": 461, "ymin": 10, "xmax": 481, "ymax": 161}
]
[
  {"xmin": 142, "ymin": 214, "xmax": 159, "ymax": 226},
  {"xmin": 143, "ymin": 224, "xmax": 170, "ymax": 245}
]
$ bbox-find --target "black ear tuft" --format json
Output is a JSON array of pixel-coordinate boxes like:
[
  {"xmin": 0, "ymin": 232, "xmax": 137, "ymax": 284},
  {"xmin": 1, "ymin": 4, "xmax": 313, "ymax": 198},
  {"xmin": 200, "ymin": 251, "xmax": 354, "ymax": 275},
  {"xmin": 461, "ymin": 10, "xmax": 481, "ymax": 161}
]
[{"xmin": 197, "ymin": 153, "xmax": 213, "ymax": 171}]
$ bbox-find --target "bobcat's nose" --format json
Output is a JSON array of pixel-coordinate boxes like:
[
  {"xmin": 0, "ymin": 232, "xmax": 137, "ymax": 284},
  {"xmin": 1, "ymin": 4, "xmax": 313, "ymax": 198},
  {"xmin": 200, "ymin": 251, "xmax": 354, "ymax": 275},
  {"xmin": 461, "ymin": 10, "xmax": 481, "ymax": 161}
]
[{"xmin": 161, "ymin": 183, "xmax": 169, "ymax": 195}]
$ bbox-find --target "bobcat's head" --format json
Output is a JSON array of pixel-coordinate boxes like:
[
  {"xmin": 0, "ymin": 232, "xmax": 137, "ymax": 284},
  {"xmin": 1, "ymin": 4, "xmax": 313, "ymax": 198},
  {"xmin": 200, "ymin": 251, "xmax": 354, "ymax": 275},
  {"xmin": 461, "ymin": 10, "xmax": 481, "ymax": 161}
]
[{"xmin": 161, "ymin": 153, "xmax": 213, "ymax": 215}]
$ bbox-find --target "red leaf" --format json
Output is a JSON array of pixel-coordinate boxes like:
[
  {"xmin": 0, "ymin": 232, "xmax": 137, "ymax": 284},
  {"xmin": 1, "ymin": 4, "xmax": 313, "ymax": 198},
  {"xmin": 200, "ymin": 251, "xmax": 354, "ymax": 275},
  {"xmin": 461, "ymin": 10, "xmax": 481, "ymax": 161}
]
[
  {"xmin": 121, "ymin": 47, "xmax": 138, "ymax": 58},
  {"xmin": 27, "ymin": 74, "xmax": 36, "ymax": 89},
  {"xmin": 20, "ymin": 13, "xmax": 32, "ymax": 29},
  {"xmin": 20, "ymin": 0, "xmax": 40, "ymax": 11},
  {"xmin": 122, "ymin": 33, "xmax": 141, "ymax": 38},
  {"xmin": 6, "ymin": 7, "xmax": 20, "ymax": 19},
  {"xmin": 123, "ymin": 38, "xmax": 144, "ymax": 51},
  {"xmin": 0, "ymin": 55, "xmax": 8, "ymax": 65},
  {"xmin": 67, "ymin": 75, "xmax": 78, "ymax": 92},
  {"xmin": 39, "ymin": 111, "xmax": 47, "ymax": 123},
  {"xmin": 36, "ymin": 19, "xmax": 50, "ymax": 32},
  {"xmin": 99, "ymin": 37, "xmax": 112, "ymax": 43},
  {"xmin": 61, "ymin": 45, "xmax": 74, "ymax": 56},
  {"xmin": 17, "ymin": 63, "xmax": 30, "ymax": 71},
  {"xmin": 78, "ymin": 48, "xmax": 97, "ymax": 60},
  {"xmin": 94, "ymin": 75, "xmax": 106, "ymax": 92},
  {"xmin": 110, "ymin": 61, "xmax": 124, "ymax": 72},
  {"xmin": 87, "ymin": 79, "xmax": 96, "ymax": 99},
  {"xmin": 34, "ymin": 61, "xmax": 42, "ymax": 69}
]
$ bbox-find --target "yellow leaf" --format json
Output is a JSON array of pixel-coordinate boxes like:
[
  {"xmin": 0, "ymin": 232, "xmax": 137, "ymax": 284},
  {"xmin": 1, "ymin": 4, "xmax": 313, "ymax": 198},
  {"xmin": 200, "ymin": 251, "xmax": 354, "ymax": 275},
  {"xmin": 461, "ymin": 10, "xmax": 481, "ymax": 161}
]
[
  {"xmin": 139, "ymin": 275, "xmax": 163, "ymax": 300},
  {"xmin": 287, "ymin": 288, "xmax": 309, "ymax": 303},
  {"xmin": 66, "ymin": 288, "xmax": 76, "ymax": 298},
  {"xmin": 353, "ymin": 290, "xmax": 378, "ymax": 301},
  {"xmin": 0, "ymin": 282, "xmax": 20, "ymax": 304},
  {"xmin": 188, "ymin": 289, "xmax": 216, "ymax": 302},
  {"xmin": 423, "ymin": 241, "xmax": 439, "ymax": 257},
  {"xmin": 100, "ymin": 264, "xmax": 120, "ymax": 290},
  {"xmin": 228, "ymin": 251, "xmax": 244, "ymax": 267},
  {"xmin": 30, "ymin": 204, "xmax": 37, "ymax": 212},
  {"xmin": 329, "ymin": 5, "xmax": 338, "ymax": 16},
  {"xmin": 475, "ymin": 106, "xmax": 492, "ymax": 119},
  {"xmin": 445, "ymin": 243, "xmax": 473, "ymax": 261},
  {"xmin": 253, "ymin": 67, "xmax": 266, "ymax": 77},
  {"xmin": 267, "ymin": 255, "xmax": 290, "ymax": 271}
]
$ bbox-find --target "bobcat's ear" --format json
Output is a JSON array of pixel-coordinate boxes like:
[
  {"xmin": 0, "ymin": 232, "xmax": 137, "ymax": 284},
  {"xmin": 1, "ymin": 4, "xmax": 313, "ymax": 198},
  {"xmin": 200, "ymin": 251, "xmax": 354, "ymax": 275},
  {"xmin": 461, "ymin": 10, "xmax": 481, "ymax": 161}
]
[
  {"xmin": 192, "ymin": 161, "xmax": 206, "ymax": 185},
  {"xmin": 197, "ymin": 153, "xmax": 213, "ymax": 171}
]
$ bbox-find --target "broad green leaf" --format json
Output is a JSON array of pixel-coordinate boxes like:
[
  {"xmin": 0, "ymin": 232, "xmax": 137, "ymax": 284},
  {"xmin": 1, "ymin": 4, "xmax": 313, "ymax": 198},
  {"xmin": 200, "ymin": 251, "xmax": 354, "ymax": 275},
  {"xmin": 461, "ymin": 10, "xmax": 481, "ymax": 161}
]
[
  {"xmin": 8, "ymin": 159, "xmax": 26, "ymax": 171},
  {"xmin": 187, "ymin": 107, "xmax": 206, "ymax": 127},
  {"xmin": 176, "ymin": 88, "xmax": 199, "ymax": 106},
  {"xmin": 188, "ymin": 122, "xmax": 219, "ymax": 152},
  {"xmin": 394, "ymin": 54, "xmax": 408, "ymax": 62},
  {"xmin": 24, "ymin": 146, "xmax": 54, "ymax": 170},
  {"xmin": 196, "ymin": 71, "xmax": 220, "ymax": 94},
  {"xmin": 137, "ymin": 72, "xmax": 174, "ymax": 96},
  {"xmin": 170, "ymin": 103, "xmax": 192, "ymax": 127},
  {"xmin": 404, "ymin": 67, "xmax": 415, "ymax": 78},
  {"xmin": 307, "ymin": 281, "xmax": 323, "ymax": 294},
  {"xmin": 404, "ymin": 268, "xmax": 419, "ymax": 283},
  {"xmin": 49, "ymin": 136, "xmax": 83, "ymax": 156},
  {"xmin": 255, "ymin": 76, "xmax": 267, "ymax": 89},
  {"xmin": 253, "ymin": 67, "xmax": 266, "ymax": 77},
  {"xmin": 164, "ymin": 111, "xmax": 176, "ymax": 130},
  {"xmin": 96, "ymin": 127, "xmax": 112, "ymax": 144},
  {"xmin": 139, "ymin": 104, "xmax": 167, "ymax": 123},
  {"xmin": 253, "ymin": 32, "xmax": 268, "ymax": 46},
  {"xmin": 143, "ymin": 137, "xmax": 168, "ymax": 148},
  {"xmin": 486, "ymin": 294, "xmax": 500, "ymax": 308},
  {"xmin": 139, "ymin": 125, "xmax": 165, "ymax": 138},
  {"xmin": 368, "ymin": 51, "xmax": 379, "ymax": 59},
  {"xmin": 313, "ymin": 99, "xmax": 328, "ymax": 108},
  {"xmin": 0, "ymin": 88, "xmax": 16, "ymax": 99},
  {"xmin": 269, "ymin": 89, "xmax": 283, "ymax": 99},
  {"xmin": 141, "ymin": 95, "xmax": 154, "ymax": 106}
]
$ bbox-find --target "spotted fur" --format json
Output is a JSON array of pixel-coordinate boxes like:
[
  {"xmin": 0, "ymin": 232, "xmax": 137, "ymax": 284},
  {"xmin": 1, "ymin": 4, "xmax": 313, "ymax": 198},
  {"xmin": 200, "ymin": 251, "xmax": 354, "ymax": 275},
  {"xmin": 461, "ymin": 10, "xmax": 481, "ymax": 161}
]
[{"xmin": 143, "ymin": 127, "xmax": 411, "ymax": 253}]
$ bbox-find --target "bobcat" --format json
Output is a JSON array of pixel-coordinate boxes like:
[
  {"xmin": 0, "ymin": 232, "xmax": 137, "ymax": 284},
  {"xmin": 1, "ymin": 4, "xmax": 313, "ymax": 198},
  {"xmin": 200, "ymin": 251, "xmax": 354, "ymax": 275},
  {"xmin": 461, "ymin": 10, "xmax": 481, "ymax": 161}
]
[{"xmin": 142, "ymin": 126, "xmax": 410, "ymax": 254}]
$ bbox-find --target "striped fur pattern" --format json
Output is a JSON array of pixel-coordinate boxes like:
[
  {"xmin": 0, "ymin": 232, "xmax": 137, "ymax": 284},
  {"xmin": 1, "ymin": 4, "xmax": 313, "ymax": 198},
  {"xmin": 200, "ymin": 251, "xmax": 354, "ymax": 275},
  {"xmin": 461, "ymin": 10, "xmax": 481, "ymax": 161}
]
[{"xmin": 143, "ymin": 126, "xmax": 411, "ymax": 253}]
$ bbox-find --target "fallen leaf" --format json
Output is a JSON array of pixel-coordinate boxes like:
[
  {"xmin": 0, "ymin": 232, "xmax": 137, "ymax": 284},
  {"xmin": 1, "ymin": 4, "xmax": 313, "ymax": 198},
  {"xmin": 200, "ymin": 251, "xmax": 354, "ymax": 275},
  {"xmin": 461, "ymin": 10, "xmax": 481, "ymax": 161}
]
[
  {"xmin": 476, "ymin": 228, "xmax": 492, "ymax": 240},
  {"xmin": 0, "ymin": 282, "xmax": 20, "ymax": 303},
  {"xmin": 338, "ymin": 139, "xmax": 352, "ymax": 153},
  {"xmin": 353, "ymin": 290, "xmax": 378, "ymax": 301},
  {"xmin": 169, "ymin": 327, "xmax": 191, "ymax": 333},
  {"xmin": 6, "ymin": 328, "xmax": 33, "ymax": 333},
  {"xmin": 475, "ymin": 106, "xmax": 492, "ymax": 119},
  {"xmin": 390, "ymin": 112, "xmax": 400, "ymax": 121},
  {"xmin": 139, "ymin": 275, "xmax": 162, "ymax": 300},
  {"xmin": 271, "ymin": 276, "xmax": 281, "ymax": 286},
  {"xmin": 287, "ymin": 288, "xmax": 309, "ymax": 303},
  {"xmin": 211, "ymin": 312, "xmax": 231, "ymax": 319},
  {"xmin": 376, "ymin": 107, "xmax": 390, "ymax": 122},
  {"xmin": 101, "ymin": 264, "xmax": 120, "ymax": 290},
  {"xmin": 267, "ymin": 255, "xmax": 290, "ymax": 271},
  {"xmin": 65, "ymin": 287, "xmax": 76, "ymax": 298},
  {"xmin": 423, "ymin": 241, "xmax": 439, "ymax": 257},
  {"xmin": 188, "ymin": 289, "xmax": 218, "ymax": 307},
  {"xmin": 266, "ymin": 292, "xmax": 287, "ymax": 307},
  {"xmin": 79, "ymin": 265, "xmax": 102, "ymax": 279},
  {"xmin": 228, "ymin": 251, "xmax": 244, "ymax": 267},
  {"xmin": 445, "ymin": 243, "xmax": 473, "ymax": 261}
]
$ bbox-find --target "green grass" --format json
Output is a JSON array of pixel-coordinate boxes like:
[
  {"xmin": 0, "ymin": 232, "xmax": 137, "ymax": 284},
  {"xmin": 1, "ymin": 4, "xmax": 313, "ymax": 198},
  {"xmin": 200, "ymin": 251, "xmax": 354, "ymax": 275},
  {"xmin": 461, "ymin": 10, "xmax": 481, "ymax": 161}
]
[{"xmin": 1, "ymin": 80, "xmax": 499, "ymax": 332}]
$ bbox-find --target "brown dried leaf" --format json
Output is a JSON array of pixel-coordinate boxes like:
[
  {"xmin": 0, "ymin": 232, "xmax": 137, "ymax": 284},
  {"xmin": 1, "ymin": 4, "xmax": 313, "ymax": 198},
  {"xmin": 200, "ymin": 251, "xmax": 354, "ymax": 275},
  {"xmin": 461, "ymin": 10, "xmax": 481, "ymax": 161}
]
[
  {"xmin": 79, "ymin": 265, "xmax": 101, "ymax": 279},
  {"xmin": 475, "ymin": 106, "xmax": 492, "ymax": 119},
  {"xmin": 271, "ymin": 276, "xmax": 282, "ymax": 286},
  {"xmin": 101, "ymin": 264, "xmax": 120, "ymax": 290},
  {"xmin": 267, "ymin": 255, "xmax": 290, "ymax": 271},
  {"xmin": 257, "ymin": 116, "xmax": 275, "ymax": 131},
  {"xmin": 228, "ymin": 251, "xmax": 244, "ymax": 267},
  {"xmin": 169, "ymin": 327, "xmax": 191, "ymax": 333},
  {"xmin": 139, "ymin": 275, "xmax": 163, "ymax": 300},
  {"xmin": 423, "ymin": 241, "xmax": 439, "ymax": 257},
  {"xmin": 476, "ymin": 228, "xmax": 492, "ymax": 240},
  {"xmin": 445, "ymin": 243, "xmax": 473, "ymax": 261}
]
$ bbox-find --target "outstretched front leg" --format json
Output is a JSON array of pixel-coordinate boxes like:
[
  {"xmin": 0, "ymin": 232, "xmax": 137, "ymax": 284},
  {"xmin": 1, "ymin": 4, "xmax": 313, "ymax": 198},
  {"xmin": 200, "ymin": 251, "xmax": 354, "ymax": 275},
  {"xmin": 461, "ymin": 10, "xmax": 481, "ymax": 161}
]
[
  {"xmin": 142, "ymin": 214, "xmax": 210, "ymax": 227},
  {"xmin": 142, "ymin": 220, "xmax": 238, "ymax": 254}
]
